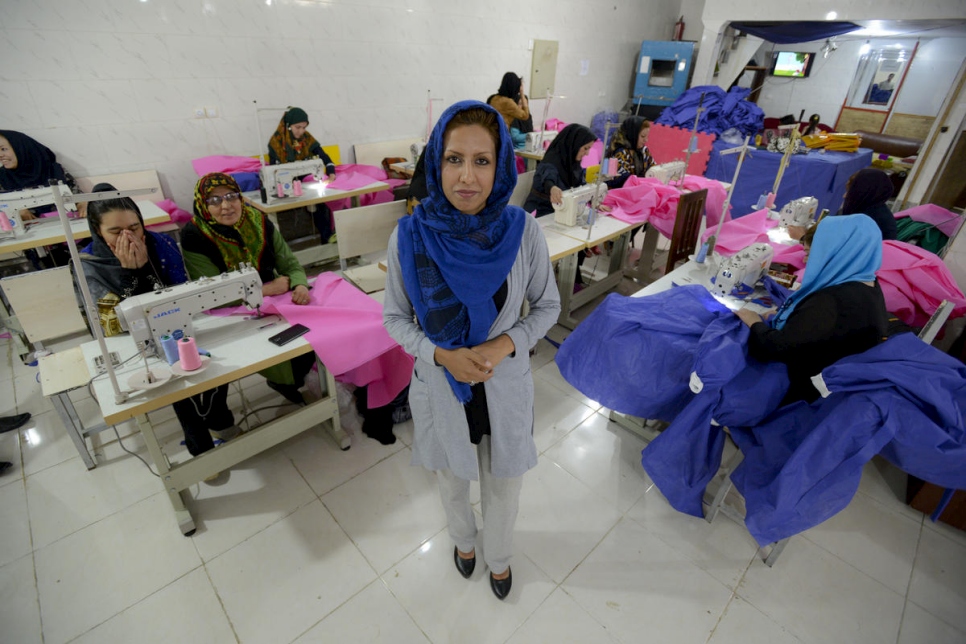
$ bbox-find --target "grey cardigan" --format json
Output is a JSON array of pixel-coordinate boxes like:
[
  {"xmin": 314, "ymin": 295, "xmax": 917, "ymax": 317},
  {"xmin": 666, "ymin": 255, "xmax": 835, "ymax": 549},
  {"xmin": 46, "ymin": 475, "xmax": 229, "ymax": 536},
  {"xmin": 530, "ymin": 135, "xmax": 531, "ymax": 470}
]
[{"xmin": 383, "ymin": 214, "xmax": 561, "ymax": 480}]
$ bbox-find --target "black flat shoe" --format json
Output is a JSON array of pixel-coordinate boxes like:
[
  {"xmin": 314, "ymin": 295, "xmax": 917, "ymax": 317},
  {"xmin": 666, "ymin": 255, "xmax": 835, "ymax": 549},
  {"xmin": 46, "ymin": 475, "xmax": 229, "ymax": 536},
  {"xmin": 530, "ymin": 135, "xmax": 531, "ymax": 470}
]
[
  {"xmin": 453, "ymin": 547, "xmax": 475, "ymax": 579},
  {"xmin": 0, "ymin": 413, "xmax": 30, "ymax": 434},
  {"xmin": 490, "ymin": 567, "xmax": 512, "ymax": 600}
]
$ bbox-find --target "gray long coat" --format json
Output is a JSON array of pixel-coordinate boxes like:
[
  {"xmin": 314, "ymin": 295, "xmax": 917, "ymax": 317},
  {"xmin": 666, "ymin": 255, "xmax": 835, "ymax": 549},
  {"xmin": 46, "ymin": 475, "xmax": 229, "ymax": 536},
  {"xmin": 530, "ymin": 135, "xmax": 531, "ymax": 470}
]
[{"xmin": 383, "ymin": 215, "xmax": 560, "ymax": 481}]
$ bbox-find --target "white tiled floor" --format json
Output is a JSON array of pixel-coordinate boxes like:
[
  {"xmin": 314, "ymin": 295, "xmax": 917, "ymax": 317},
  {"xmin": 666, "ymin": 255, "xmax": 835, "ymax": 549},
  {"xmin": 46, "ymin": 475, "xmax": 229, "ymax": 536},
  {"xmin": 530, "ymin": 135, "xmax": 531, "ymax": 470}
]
[{"xmin": 1, "ymin": 335, "xmax": 966, "ymax": 644}]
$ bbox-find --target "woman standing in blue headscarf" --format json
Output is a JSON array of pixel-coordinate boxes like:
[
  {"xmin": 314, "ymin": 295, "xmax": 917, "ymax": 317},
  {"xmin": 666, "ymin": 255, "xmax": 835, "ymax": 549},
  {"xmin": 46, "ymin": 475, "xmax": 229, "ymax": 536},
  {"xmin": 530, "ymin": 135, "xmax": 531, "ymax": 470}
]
[
  {"xmin": 383, "ymin": 100, "xmax": 560, "ymax": 600},
  {"xmin": 735, "ymin": 215, "xmax": 890, "ymax": 403}
]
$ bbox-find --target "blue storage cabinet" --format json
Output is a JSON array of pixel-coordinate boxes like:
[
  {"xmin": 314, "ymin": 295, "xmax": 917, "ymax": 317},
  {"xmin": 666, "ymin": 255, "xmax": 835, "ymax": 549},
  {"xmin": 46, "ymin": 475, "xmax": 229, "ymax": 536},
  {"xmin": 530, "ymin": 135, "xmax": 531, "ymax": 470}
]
[{"xmin": 633, "ymin": 41, "xmax": 696, "ymax": 108}]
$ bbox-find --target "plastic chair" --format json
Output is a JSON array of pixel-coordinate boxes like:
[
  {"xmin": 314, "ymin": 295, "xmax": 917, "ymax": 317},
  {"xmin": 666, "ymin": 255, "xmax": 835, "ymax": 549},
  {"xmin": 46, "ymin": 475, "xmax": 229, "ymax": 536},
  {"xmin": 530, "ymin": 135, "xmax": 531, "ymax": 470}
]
[
  {"xmin": 333, "ymin": 200, "xmax": 407, "ymax": 294},
  {"xmin": 665, "ymin": 189, "xmax": 708, "ymax": 273},
  {"xmin": 509, "ymin": 171, "xmax": 534, "ymax": 208}
]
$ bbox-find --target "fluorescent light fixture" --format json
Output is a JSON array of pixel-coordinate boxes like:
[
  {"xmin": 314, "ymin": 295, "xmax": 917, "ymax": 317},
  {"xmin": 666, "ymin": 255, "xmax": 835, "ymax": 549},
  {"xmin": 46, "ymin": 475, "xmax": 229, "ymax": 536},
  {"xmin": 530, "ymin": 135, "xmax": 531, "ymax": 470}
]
[{"xmin": 860, "ymin": 41, "xmax": 871, "ymax": 55}]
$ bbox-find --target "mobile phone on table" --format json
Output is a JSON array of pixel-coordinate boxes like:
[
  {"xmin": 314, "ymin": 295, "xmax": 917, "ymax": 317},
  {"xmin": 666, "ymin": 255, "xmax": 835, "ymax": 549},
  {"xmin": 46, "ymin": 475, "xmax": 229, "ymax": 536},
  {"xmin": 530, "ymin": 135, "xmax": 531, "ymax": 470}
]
[{"xmin": 268, "ymin": 323, "xmax": 310, "ymax": 346}]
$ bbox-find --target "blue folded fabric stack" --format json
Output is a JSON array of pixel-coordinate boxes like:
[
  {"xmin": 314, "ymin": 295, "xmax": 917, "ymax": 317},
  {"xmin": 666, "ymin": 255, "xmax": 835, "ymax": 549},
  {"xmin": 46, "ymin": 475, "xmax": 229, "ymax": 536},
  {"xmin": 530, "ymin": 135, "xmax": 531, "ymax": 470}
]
[{"xmin": 656, "ymin": 85, "xmax": 765, "ymax": 137}]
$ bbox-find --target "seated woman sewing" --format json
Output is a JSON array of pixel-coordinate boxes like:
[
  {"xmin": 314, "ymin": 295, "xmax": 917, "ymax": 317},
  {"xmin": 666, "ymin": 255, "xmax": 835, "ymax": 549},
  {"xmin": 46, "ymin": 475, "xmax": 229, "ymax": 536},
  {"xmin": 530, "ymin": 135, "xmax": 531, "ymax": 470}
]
[
  {"xmin": 0, "ymin": 130, "xmax": 82, "ymax": 267},
  {"xmin": 266, "ymin": 106, "xmax": 337, "ymax": 244},
  {"xmin": 523, "ymin": 124, "xmax": 596, "ymax": 284},
  {"xmin": 486, "ymin": 73, "xmax": 530, "ymax": 150},
  {"xmin": 182, "ymin": 173, "xmax": 315, "ymax": 404},
  {"xmin": 735, "ymin": 215, "xmax": 890, "ymax": 404},
  {"xmin": 605, "ymin": 116, "xmax": 654, "ymax": 189},
  {"xmin": 839, "ymin": 168, "xmax": 897, "ymax": 241},
  {"xmin": 79, "ymin": 185, "xmax": 240, "ymax": 463}
]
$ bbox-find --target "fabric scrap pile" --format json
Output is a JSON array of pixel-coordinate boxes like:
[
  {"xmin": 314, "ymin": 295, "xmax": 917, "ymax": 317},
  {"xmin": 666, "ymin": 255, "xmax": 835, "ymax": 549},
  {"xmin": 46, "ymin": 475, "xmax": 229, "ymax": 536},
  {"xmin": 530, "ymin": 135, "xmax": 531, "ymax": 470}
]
[
  {"xmin": 656, "ymin": 85, "xmax": 764, "ymax": 137},
  {"xmin": 802, "ymin": 132, "xmax": 861, "ymax": 153}
]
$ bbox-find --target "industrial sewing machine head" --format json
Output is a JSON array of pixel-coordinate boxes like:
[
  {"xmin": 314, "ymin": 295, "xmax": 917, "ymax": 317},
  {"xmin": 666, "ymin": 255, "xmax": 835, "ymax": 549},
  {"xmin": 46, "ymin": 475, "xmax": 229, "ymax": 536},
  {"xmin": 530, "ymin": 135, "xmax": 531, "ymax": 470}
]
[
  {"xmin": 0, "ymin": 184, "xmax": 77, "ymax": 238},
  {"xmin": 552, "ymin": 183, "xmax": 608, "ymax": 227},
  {"xmin": 116, "ymin": 265, "xmax": 263, "ymax": 356},
  {"xmin": 778, "ymin": 196, "xmax": 818, "ymax": 228},
  {"xmin": 525, "ymin": 130, "xmax": 558, "ymax": 153},
  {"xmin": 259, "ymin": 159, "xmax": 330, "ymax": 202},
  {"xmin": 645, "ymin": 161, "xmax": 687, "ymax": 185},
  {"xmin": 711, "ymin": 243, "xmax": 775, "ymax": 298}
]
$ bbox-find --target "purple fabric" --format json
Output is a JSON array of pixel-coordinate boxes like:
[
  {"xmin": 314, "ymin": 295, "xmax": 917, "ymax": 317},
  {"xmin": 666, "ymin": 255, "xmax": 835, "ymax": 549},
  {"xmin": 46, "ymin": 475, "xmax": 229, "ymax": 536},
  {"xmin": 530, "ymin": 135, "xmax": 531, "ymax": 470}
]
[{"xmin": 656, "ymin": 86, "xmax": 764, "ymax": 137}]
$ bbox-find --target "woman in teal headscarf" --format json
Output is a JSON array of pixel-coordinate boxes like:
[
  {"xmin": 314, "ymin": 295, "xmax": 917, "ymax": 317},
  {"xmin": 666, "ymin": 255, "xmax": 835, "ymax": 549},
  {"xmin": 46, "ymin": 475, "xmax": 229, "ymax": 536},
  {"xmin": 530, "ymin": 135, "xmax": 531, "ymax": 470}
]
[
  {"xmin": 382, "ymin": 100, "xmax": 560, "ymax": 600},
  {"xmin": 736, "ymin": 215, "xmax": 890, "ymax": 403}
]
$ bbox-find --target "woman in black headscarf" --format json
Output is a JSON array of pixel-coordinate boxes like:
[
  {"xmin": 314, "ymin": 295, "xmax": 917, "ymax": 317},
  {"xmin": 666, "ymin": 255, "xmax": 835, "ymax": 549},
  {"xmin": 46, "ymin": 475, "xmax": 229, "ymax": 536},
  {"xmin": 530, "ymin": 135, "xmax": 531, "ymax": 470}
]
[
  {"xmin": 839, "ymin": 168, "xmax": 897, "ymax": 241},
  {"xmin": 606, "ymin": 116, "xmax": 654, "ymax": 189},
  {"xmin": 0, "ymin": 130, "xmax": 78, "ymax": 216},
  {"xmin": 486, "ymin": 73, "xmax": 530, "ymax": 149},
  {"xmin": 523, "ymin": 124, "xmax": 597, "ymax": 285}
]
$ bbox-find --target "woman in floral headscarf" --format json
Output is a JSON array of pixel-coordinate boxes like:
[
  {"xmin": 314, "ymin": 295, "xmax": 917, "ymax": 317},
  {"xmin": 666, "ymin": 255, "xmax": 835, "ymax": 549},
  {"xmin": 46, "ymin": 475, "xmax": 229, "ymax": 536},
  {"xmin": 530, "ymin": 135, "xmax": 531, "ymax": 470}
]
[{"xmin": 182, "ymin": 172, "xmax": 314, "ymax": 403}]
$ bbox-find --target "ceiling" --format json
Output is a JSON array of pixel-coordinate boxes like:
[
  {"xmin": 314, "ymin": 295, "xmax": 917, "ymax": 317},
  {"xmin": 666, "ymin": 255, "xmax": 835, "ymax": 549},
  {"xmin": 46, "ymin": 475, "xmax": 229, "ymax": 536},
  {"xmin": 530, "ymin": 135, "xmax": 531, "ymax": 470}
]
[{"xmin": 846, "ymin": 20, "xmax": 966, "ymax": 39}]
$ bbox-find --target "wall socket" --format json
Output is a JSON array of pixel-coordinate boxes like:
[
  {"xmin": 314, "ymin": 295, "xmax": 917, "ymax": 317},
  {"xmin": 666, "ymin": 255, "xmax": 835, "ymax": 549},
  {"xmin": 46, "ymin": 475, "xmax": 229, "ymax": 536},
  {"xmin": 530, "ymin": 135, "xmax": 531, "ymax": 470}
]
[{"xmin": 194, "ymin": 106, "xmax": 219, "ymax": 119}]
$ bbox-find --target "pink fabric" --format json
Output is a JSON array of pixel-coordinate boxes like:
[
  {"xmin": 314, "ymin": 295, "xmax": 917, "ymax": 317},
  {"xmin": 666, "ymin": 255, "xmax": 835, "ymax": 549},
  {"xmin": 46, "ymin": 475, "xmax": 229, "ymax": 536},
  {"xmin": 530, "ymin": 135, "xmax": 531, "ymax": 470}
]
[
  {"xmin": 701, "ymin": 208, "xmax": 774, "ymax": 252},
  {"xmin": 545, "ymin": 119, "xmax": 568, "ymax": 132},
  {"xmin": 192, "ymin": 155, "xmax": 262, "ymax": 176},
  {"xmin": 327, "ymin": 172, "xmax": 381, "ymax": 191},
  {"xmin": 602, "ymin": 175, "xmax": 729, "ymax": 238},
  {"xmin": 151, "ymin": 199, "xmax": 191, "ymax": 225},
  {"xmin": 582, "ymin": 140, "xmax": 604, "ymax": 168},
  {"xmin": 324, "ymin": 165, "xmax": 400, "ymax": 212},
  {"xmin": 515, "ymin": 156, "xmax": 527, "ymax": 174},
  {"xmin": 878, "ymin": 240, "xmax": 966, "ymax": 327},
  {"xmin": 210, "ymin": 273, "xmax": 413, "ymax": 407},
  {"xmin": 893, "ymin": 204, "xmax": 962, "ymax": 238}
]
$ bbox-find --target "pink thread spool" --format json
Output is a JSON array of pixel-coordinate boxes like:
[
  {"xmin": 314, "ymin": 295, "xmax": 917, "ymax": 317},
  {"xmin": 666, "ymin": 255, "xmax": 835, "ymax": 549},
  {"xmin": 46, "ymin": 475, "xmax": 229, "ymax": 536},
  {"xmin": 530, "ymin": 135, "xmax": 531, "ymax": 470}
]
[
  {"xmin": 177, "ymin": 337, "xmax": 203, "ymax": 371},
  {"xmin": 765, "ymin": 192, "xmax": 776, "ymax": 209},
  {"xmin": 0, "ymin": 212, "xmax": 11, "ymax": 232},
  {"xmin": 276, "ymin": 182, "xmax": 285, "ymax": 198},
  {"xmin": 293, "ymin": 179, "xmax": 303, "ymax": 196}
]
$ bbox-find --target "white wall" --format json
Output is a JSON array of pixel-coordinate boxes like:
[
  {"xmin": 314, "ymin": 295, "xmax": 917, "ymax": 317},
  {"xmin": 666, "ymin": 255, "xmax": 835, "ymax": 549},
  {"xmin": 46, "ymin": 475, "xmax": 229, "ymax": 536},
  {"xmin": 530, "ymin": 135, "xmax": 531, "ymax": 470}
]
[
  {"xmin": 894, "ymin": 38, "xmax": 966, "ymax": 116},
  {"xmin": 0, "ymin": 0, "xmax": 678, "ymax": 207}
]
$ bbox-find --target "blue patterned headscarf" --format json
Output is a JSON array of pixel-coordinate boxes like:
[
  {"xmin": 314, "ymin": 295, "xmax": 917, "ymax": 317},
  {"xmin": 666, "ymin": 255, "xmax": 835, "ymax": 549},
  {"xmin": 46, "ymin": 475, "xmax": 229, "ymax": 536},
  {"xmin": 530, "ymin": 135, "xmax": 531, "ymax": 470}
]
[
  {"xmin": 771, "ymin": 215, "xmax": 882, "ymax": 330},
  {"xmin": 397, "ymin": 100, "xmax": 526, "ymax": 403}
]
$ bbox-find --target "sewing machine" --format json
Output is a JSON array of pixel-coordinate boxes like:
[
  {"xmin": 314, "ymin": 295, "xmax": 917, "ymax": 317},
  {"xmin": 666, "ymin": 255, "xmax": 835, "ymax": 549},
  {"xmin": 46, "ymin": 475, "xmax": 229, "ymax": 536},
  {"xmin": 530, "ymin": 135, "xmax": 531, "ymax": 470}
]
[
  {"xmin": 552, "ymin": 183, "xmax": 608, "ymax": 226},
  {"xmin": 0, "ymin": 184, "xmax": 77, "ymax": 238},
  {"xmin": 777, "ymin": 196, "xmax": 818, "ymax": 228},
  {"xmin": 524, "ymin": 130, "xmax": 558, "ymax": 153},
  {"xmin": 711, "ymin": 243, "xmax": 775, "ymax": 298},
  {"xmin": 645, "ymin": 161, "xmax": 687, "ymax": 185},
  {"xmin": 259, "ymin": 159, "xmax": 331, "ymax": 202},
  {"xmin": 116, "ymin": 266, "xmax": 263, "ymax": 356}
]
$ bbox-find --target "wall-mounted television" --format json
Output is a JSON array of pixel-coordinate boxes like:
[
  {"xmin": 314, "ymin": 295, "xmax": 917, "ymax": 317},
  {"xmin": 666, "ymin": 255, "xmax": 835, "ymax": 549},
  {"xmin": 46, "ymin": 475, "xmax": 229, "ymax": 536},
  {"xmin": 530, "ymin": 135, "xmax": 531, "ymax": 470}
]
[{"xmin": 769, "ymin": 51, "xmax": 815, "ymax": 78}]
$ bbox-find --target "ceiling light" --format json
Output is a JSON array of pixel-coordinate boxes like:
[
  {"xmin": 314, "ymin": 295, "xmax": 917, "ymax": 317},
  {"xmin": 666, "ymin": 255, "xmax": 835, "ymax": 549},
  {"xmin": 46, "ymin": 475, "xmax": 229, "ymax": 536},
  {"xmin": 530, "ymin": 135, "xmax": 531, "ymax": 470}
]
[
  {"xmin": 860, "ymin": 41, "xmax": 871, "ymax": 55},
  {"xmin": 825, "ymin": 11, "xmax": 837, "ymax": 20}
]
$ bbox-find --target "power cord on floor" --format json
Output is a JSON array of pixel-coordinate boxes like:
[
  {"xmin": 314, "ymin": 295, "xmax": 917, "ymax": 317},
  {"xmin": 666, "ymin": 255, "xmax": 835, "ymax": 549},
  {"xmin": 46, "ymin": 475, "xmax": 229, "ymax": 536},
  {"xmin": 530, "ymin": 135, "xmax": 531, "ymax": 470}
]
[{"xmin": 113, "ymin": 425, "xmax": 159, "ymax": 477}]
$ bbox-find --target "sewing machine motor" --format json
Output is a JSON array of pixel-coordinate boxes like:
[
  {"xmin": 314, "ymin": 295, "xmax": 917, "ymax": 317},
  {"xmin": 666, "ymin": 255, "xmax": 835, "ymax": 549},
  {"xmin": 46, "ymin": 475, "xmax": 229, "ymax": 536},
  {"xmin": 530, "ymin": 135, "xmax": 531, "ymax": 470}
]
[
  {"xmin": 711, "ymin": 243, "xmax": 775, "ymax": 298},
  {"xmin": 552, "ymin": 183, "xmax": 608, "ymax": 227},
  {"xmin": 778, "ymin": 196, "xmax": 818, "ymax": 228},
  {"xmin": 645, "ymin": 161, "xmax": 687, "ymax": 185},
  {"xmin": 116, "ymin": 266, "xmax": 264, "ymax": 356}
]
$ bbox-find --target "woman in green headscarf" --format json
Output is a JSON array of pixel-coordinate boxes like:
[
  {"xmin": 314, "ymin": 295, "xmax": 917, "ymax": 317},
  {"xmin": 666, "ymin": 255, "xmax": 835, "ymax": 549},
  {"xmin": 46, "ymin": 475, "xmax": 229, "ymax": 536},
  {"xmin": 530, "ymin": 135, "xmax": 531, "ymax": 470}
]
[
  {"xmin": 182, "ymin": 172, "xmax": 314, "ymax": 403},
  {"xmin": 267, "ymin": 106, "xmax": 338, "ymax": 243}
]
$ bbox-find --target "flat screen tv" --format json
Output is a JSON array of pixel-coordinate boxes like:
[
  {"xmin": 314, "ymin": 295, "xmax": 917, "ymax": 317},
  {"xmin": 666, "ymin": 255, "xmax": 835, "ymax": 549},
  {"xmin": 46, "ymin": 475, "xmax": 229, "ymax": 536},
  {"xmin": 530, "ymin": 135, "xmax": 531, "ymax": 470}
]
[{"xmin": 770, "ymin": 51, "xmax": 815, "ymax": 78}]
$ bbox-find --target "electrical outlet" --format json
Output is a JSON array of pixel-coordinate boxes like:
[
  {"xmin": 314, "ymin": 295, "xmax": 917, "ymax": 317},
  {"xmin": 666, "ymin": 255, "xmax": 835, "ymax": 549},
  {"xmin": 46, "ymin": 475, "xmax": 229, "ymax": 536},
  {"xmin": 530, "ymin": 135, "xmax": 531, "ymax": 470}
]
[
  {"xmin": 205, "ymin": 106, "xmax": 218, "ymax": 118},
  {"xmin": 194, "ymin": 108, "xmax": 205, "ymax": 119}
]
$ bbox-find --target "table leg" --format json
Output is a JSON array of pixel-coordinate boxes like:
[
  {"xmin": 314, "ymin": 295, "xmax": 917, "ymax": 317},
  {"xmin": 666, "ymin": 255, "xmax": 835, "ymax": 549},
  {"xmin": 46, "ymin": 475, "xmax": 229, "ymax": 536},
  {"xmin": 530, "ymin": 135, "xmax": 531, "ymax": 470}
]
[
  {"xmin": 626, "ymin": 225, "xmax": 660, "ymax": 284},
  {"xmin": 50, "ymin": 393, "xmax": 96, "ymax": 470},
  {"xmin": 555, "ymin": 254, "xmax": 578, "ymax": 328},
  {"xmin": 317, "ymin": 357, "xmax": 348, "ymax": 450},
  {"xmin": 136, "ymin": 413, "xmax": 196, "ymax": 536},
  {"xmin": 527, "ymin": 159, "xmax": 538, "ymax": 172},
  {"xmin": 350, "ymin": 196, "xmax": 360, "ymax": 208}
]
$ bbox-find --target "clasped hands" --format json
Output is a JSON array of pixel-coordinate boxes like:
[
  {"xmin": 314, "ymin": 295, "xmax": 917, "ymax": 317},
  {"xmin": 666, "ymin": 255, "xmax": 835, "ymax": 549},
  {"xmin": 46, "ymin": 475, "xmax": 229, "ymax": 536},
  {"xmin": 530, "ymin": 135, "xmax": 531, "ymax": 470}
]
[
  {"xmin": 434, "ymin": 335, "xmax": 516, "ymax": 386},
  {"xmin": 262, "ymin": 275, "xmax": 310, "ymax": 305},
  {"xmin": 111, "ymin": 230, "xmax": 149, "ymax": 269}
]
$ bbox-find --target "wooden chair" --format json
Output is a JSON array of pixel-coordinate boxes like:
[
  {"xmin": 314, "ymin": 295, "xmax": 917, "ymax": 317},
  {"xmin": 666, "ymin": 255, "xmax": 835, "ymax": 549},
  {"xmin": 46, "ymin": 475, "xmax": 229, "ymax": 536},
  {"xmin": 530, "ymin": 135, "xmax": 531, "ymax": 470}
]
[
  {"xmin": 509, "ymin": 171, "xmax": 535, "ymax": 208},
  {"xmin": 333, "ymin": 200, "xmax": 407, "ymax": 294},
  {"xmin": 665, "ymin": 188, "xmax": 708, "ymax": 273},
  {"xmin": 1, "ymin": 266, "xmax": 89, "ymax": 354}
]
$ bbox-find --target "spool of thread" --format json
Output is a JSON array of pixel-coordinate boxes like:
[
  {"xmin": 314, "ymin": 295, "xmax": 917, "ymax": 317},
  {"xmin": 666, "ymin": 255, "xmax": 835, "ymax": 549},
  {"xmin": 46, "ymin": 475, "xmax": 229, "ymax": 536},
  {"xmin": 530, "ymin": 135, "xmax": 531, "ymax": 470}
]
[
  {"xmin": 276, "ymin": 182, "xmax": 285, "ymax": 198},
  {"xmin": 756, "ymin": 193, "xmax": 768, "ymax": 210},
  {"xmin": 695, "ymin": 241, "xmax": 709, "ymax": 264},
  {"xmin": 177, "ymin": 337, "xmax": 203, "ymax": 371},
  {"xmin": 293, "ymin": 179, "xmax": 303, "ymax": 196},
  {"xmin": 0, "ymin": 212, "xmax": 11, "ymax": 232},
  {"xmin": 160, "ymin": 334, "xmax": 180, "ymax": 365},
  {"xmin": 765, "ymin": 192, "xmax": 776, "ymax": 209}
]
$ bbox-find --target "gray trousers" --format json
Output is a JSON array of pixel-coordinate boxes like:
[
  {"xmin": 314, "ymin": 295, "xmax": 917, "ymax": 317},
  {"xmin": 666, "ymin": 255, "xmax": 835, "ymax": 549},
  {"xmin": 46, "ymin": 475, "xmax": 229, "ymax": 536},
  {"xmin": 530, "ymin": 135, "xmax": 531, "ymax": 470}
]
[{"xmin": 435, "ymin": 435, "xmax": 523, "ymax": 575}]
